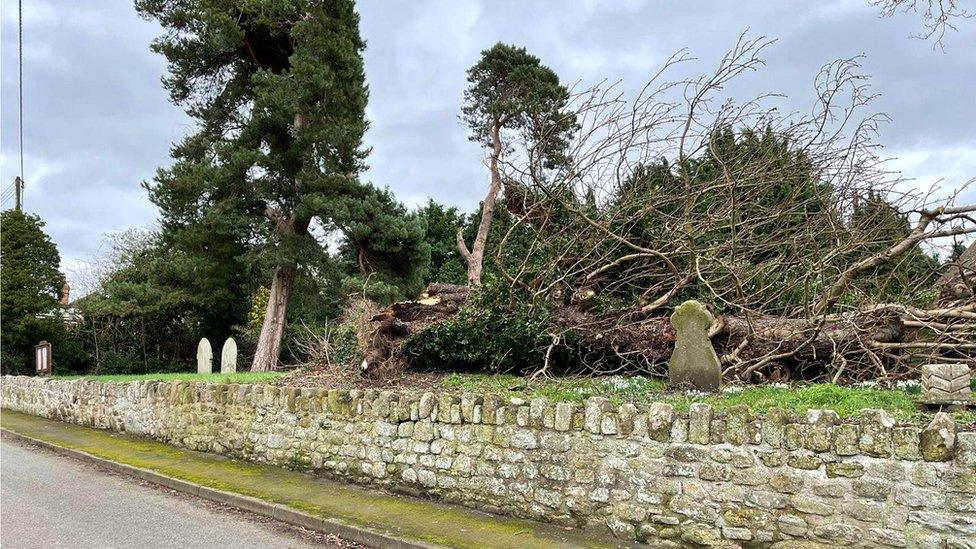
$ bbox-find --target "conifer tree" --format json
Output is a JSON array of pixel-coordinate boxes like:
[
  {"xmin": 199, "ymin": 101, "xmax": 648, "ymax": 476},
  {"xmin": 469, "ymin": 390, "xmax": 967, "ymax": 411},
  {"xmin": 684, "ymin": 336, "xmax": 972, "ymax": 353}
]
[
  {"xmin": 138, "ymin": 0, "xmax": 370, "ymax": 370},
  {"xmin": 0, "ymin": 210, "xmax": 67, "ymax": 374},
  {"xmin": 459, "ymin": 43, "xmax": 576, "ymax": 285}
]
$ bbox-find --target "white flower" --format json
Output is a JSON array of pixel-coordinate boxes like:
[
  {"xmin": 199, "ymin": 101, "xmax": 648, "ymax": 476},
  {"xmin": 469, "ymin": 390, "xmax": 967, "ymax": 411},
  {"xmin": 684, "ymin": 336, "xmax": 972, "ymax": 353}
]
[
  {"xmin": 767, "ymin": 382, "xmax": 789, "ymax": 390},
  {"xmin": 722, "ymin": 385, "xmax": 743, "ymax": 394}
]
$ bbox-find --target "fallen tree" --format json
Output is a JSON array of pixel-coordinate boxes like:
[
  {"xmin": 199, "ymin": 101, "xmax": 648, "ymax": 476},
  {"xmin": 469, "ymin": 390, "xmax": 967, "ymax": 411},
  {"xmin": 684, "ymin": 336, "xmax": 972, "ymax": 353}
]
[
  {"xmin": 362, "ymin": 283, "xmax": 973, "ymax": 382},
  {"xmin": 359, "ymin": 36, "xmax": 975, "ymax": 384}
]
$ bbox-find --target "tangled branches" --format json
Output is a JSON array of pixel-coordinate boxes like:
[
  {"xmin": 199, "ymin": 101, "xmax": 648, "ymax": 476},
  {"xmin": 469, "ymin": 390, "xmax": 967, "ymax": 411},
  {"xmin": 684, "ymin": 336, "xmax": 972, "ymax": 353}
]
[{"xmin": 486, "ymin": 35, "xmax": 975, "ymax": 382}]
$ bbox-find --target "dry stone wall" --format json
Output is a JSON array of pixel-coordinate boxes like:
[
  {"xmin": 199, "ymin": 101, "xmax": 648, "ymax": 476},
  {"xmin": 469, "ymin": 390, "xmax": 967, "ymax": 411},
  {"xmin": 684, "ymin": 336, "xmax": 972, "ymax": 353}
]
[{"xmin": 2, "ymin": 375, "xmax": 974, "ymax": 548}]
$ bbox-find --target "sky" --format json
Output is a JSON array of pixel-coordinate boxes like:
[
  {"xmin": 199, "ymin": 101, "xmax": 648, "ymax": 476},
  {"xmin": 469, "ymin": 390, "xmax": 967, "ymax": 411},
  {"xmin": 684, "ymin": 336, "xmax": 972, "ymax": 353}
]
[{"xmin": 1, "ymin": 0, "xmax": 974, "ymax": 289}]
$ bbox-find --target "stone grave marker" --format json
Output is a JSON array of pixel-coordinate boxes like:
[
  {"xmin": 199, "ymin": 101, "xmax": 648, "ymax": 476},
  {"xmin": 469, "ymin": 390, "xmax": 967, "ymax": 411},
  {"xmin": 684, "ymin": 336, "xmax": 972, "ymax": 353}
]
[
  {"xmin": 921, "ymin": 363, "xmax": 972, "ymax": 405},
  {"xmin": 668, "ymin": 300, "xmax": 721, "ymax": 392},
  {"xmin": 196, "ymin": 338, "xmax": 213, "ymax": 374},
  {"xmin": 220, "ymin": 337, "xmax": 238, "ymax": 374}
]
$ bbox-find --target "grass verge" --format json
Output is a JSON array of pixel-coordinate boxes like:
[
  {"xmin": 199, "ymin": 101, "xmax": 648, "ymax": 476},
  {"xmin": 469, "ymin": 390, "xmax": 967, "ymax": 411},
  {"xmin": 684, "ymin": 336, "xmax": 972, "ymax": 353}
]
[
  {"xmin": 52, "ymin": 372, "xmax": 286, "ymax": 384},
  {"xmin": 0, "ymin": 410, "xmax": 615, "ymax": 549}
]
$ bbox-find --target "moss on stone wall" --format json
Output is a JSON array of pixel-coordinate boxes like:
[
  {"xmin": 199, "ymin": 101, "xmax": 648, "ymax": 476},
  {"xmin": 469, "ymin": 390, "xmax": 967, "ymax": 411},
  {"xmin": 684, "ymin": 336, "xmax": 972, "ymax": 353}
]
[{"xmin": 3, "ymin": 375, "xmax": 975, "ymax": 548}]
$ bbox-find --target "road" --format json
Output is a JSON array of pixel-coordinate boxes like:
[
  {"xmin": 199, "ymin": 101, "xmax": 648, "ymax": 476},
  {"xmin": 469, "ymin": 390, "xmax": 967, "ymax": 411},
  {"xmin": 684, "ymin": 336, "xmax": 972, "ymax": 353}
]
[{"xmin": 0, "ymin": 436, "xmax": 362, "ymax": 548}]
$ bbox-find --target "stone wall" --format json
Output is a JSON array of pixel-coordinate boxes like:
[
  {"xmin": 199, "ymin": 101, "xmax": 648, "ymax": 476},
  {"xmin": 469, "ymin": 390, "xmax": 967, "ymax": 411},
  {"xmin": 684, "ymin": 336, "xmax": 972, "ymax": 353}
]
[{"xmin": 2, "ymin": 375, "xmax": 974, "ymax": 548}]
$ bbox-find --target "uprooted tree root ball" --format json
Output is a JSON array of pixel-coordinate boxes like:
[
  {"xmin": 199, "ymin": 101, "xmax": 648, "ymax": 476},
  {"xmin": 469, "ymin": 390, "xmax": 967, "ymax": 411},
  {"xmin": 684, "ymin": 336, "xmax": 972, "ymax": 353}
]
[{"xmin": 352, "ymin": 281, "xmax": 973, "ymax": 385}]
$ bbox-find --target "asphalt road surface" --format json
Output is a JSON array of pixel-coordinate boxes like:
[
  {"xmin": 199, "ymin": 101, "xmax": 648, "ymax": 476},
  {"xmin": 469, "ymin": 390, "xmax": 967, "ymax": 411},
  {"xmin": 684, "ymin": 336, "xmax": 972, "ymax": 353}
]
[{"xmin": 0, "ymin": 435, "xmax": 363, "ymax": 548}]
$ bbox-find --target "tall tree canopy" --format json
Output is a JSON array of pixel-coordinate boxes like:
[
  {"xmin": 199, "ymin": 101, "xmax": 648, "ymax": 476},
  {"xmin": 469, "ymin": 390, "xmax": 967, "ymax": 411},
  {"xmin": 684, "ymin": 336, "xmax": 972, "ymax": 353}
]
[
  {"xmin": 458, "ymin": 43, "xmax": 576, "ymax": 285},
  {"xmin": 138, "ymin": 0, "xmax": 377, "ymax": 370},
  {"xmin": 0, "ymin": 210, "xmax": 68, "ymax": 375}
]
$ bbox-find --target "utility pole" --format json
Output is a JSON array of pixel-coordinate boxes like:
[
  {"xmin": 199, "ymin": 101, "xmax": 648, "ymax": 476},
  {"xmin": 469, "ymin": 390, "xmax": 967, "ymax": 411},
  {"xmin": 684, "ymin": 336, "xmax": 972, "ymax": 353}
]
[{"xmin": 14, "ymin": 176, "xmax": 23, "ymax": 211}]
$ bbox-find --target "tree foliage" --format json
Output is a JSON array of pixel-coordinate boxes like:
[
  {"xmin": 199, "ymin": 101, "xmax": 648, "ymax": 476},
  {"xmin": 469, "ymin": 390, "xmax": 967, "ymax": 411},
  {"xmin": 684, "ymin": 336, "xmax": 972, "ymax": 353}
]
[
  {"xmin": 137, "ymin": 0, "xmax": 426, "ymax": 370},
  {"xmin": 457, "ymin": 43, "xmax": 576, "ymax": 285},
  {"xmin": 0, "ymin": 210, "xmax": 74, "ymax": 375},
  {"xmin": 461, "ymin": 43, "xmax": 577, "ymax": 166}
]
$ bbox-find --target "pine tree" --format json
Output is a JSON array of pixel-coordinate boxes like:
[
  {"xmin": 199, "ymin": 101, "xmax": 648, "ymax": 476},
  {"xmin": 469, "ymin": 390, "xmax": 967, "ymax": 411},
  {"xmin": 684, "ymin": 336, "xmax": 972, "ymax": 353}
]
[
  {"xmin": 459, "ymin": 43, "xmax": 576, "ymax": 285},
  {"xmin": 138, "ymin": 0, "xmax": 370, "ymax": 370}
]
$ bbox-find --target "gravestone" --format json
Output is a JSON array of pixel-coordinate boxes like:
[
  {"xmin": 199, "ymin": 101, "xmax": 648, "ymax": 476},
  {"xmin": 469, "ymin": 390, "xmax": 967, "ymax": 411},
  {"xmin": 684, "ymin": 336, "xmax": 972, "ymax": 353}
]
[
  {"xmin": 220, "ymin": 337, "xmax": 238, "ymax": 374},
  {"xmin": 921, "ymin": 363, "xmax": 972, "ymax": 405},
  {"xmin": 668, "ymin": 300, "xmax": 721, "ymax": 392},
  {"xmin": 196, "ymin": 338, "xmax": 213, "ymax": 374}
]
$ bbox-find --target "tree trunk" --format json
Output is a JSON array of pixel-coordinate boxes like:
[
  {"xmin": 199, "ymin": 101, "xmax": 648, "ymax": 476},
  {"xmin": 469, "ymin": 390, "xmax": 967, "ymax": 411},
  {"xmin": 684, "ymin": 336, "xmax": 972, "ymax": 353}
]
[
  {"xmin": 361, "ymin": 284, "xmax": 936, "ymax": 380},
  {"xmin": 251, "ymin": 265, "xmax": 296, "ymax": 371},
  {"xmin": 458, "ymin": 121, "xmax": 503, "ymax": 286}
]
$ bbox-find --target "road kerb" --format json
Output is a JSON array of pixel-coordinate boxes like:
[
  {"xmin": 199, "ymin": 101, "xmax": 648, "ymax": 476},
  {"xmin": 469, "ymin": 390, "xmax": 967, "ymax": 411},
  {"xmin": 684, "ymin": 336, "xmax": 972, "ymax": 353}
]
[{"xmin": 0, "ymin": 428, "xmax": 441, "ymax": 549}]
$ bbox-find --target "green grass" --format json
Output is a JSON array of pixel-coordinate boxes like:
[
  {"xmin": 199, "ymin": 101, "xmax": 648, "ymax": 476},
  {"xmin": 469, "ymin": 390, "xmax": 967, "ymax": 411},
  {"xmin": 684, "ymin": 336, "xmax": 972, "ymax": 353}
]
[
  {"xmin": 52, "ymin": 372, "xmax": 285, "ymax": 384},
  {"xmin": 440, "ymin": 373, "xmax": 975, "ymax": 423},
  {"xmin": 441, "ymin": 373, "xmax": 667, "ymax": 403},
  {"xmin": 47, "ymin": 370, "xmax": 974, "ymax": 424}
]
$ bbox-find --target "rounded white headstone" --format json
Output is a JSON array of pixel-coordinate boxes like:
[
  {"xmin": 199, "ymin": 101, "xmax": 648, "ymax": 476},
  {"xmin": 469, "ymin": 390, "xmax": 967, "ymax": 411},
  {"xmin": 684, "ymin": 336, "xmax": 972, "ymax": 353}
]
[
  {"xmin": 196, "ymin": 338, "xmax": 213, "ymax": 374},
  {"xmin": 220, "ymin": 337, "xmax": 238, "ymax": 374}
]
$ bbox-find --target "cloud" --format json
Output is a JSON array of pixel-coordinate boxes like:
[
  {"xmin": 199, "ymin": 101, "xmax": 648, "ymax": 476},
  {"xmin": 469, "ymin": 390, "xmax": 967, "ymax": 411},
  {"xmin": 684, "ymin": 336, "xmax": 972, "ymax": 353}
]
[{"xmin": 1, "ymin": 0, "xmax": 973, "ymax": 290}]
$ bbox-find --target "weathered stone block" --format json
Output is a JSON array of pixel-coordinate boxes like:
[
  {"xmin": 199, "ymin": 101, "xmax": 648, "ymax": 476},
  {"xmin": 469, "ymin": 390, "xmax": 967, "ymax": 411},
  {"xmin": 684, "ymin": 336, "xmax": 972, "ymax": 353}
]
[
  {"xmin": 777, "ymin": 514, "xmax": 808, "ymax": 536},
  {"xmin": 859, "ymin": 409, "xmax": 894, "ymax": 457},
  {"xmin": 646, "ymin": 402, "xmax": 673, "ymax": 442},
  {"xmin": 667, "ymin": 300, "xmax": 721, "ymax": 392},
  {"xmin": 920, "ymin": 412, "xmax": 956, "ymax": 461},
  {"xmin": 785, "ymin": 423, "xmax": 805, "ymax": 450},
  {"xmin": 461, "ymin": 393, "xmax": 483, "ymax": 424},
  {"xmin": 699, "ymin": 462, "xmax": 733, "ymax": 481},
  {"xmin": 832, "ymin": 423, "xmax": 860, "ymax": 456},
  {"xmin": 893, "ymin": 426, "xmax": 922, "ymax": 460},
  {"xmin": 710, "ymin": 419, "xmax": 725, "ymax": 444},
  {"xmin": 769, "ymin": 472, "xmax": 805, "ymax": 494},
  {"xmin": 618, "ymin": 403, "xmax": 638, "ymax": 435},
  {"xmin": 688, "ymin": 403, "xmax": 712, "ymax": 445},
  {"xmin": 826, "ymin": 460, "xmax": 864, "ymax": 478},
  {"xmin": 921, "ymin": 363, "xmax": 973, "ymax": 404},
  {"xmin": 762, "ymin": 408, "xmax": 787, "ymax": 448},
  {"xmin": 957, "ymin": 432, "xmax": 976, "ymax": 467},
  {"xmin": 418, "ymin": 392, "xmax": 436, "ymax": 419},
  {"xmin": 805, "ymin": 409, "xmax": 838, "ymax": 453},
  {"xmin": 553, "ymin": 402, "xmax": 574, "ymax": 432},
  {"xmin": 725, "ymin": 404, "xmax": 750, "ymax": 445},
  {"xmin": 584, "ymin": 397, "xmax": 611, "ymax": 434}
]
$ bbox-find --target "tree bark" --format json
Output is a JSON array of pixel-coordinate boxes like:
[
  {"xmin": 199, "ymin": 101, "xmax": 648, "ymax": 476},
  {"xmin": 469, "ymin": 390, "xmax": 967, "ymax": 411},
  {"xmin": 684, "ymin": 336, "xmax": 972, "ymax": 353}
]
[
  {"xmin": 458, "ymin": 120, "xmax": 503, "ymax": 286},
  {"xmin": 251, "ymin": 265, "xmax": 296, "ymax": 371},
  {"xmin": 361, "ymin": 284, "xmax": 945, "ymax": 380}
]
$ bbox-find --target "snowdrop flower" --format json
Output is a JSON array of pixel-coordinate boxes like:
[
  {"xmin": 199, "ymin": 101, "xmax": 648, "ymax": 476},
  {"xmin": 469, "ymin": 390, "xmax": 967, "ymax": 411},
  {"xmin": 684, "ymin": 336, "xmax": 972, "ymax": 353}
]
[{"xmin": 895, "ymin": 379, "xmax": 920, "ymax": 391}]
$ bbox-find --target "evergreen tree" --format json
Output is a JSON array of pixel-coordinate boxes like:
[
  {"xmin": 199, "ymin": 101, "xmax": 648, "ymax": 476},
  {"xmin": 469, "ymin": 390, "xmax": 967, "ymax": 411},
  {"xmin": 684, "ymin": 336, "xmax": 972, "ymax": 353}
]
[
  {"xmin": 335, "ymin": 185, "xmax": 431, "ymax": 304},
  {"xmin": 417, "ymin": 200, "xmax": 467, "ymax": 284},
  {"xmin": 848, "ymin": 191, "xmax": 940, "ymax": 303},
  {"xmin": 0, "ymin": 210, "xmax": 68, "ymax": 375},
  {"xmin": 459, "ymin": 43, "xmax": 576, "ymax": 285},
  {"xmin": 137, "ymin": 0, "xmax": 371, "ymax": 370}
]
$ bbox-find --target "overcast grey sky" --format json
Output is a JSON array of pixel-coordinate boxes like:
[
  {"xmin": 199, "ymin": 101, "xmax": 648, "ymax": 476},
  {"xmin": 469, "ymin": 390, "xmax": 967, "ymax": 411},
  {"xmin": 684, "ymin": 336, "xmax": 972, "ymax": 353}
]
[{"xmin": 1, "ymin": 0, "xmax": 974, "ymax": 283}]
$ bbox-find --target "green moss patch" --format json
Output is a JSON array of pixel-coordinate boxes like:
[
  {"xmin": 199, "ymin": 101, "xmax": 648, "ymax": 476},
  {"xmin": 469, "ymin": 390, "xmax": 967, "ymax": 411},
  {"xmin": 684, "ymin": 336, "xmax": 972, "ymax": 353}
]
[{"xmin": 0, "ymin": 410, "xmax": 617, "ymax": 549}]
